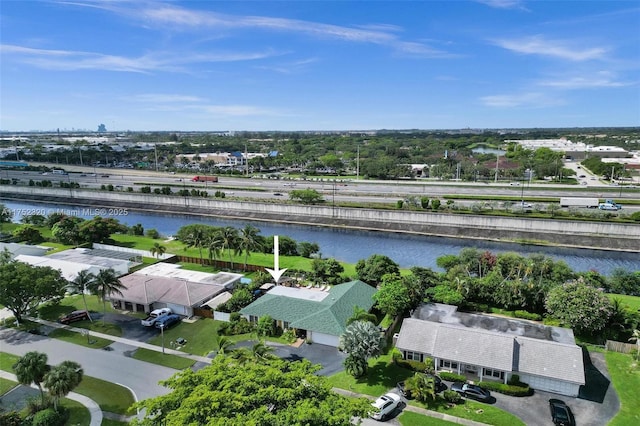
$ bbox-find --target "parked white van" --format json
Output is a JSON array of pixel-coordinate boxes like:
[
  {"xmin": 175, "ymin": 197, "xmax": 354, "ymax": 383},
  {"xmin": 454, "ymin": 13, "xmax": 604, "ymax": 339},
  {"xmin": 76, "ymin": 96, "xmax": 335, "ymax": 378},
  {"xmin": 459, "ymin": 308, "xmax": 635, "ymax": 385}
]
[{"xmin": 141, "ymin": 308, "xmax": 172, "ymax": 327}]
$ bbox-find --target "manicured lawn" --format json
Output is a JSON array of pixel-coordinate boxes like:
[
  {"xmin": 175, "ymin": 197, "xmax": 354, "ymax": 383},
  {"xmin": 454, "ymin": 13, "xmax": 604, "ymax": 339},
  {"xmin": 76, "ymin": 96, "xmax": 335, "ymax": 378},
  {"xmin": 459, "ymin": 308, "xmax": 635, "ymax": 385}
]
[
  {"xmin": 606, "ymin": 351, "xmax": 640, "ymax": 426},
  {"xmin": 74, "ymin": 376, "xmax": 136, "ymax": 415},
  {"xmin": 145, "ymin": 317, "xmax": 220, "ymax": 356},
  {"xmin": 62, "ymin": 397, "xmax": 91, "ymax": 426},
  {"xmin": 0, "ymin": 352, "xmax": 20, "ymax": 372},
  {"xmin": 328, "ymin": 352, "xmax": 524, "ymax": 426},
  {"xmin": 39, "ymin": 294, "xmax": 119, "ymax": 322},
  {"xmin": 607, "ymin": 294, "xmax": 640, "ymax": 312},
  {"xmin": 0, "ymin": 377, "xmax": 17, "ymax": 396},
  {"xmin": 47, "ymin": 328, "xmax": 113, "ymax": 349},
  {"xmin": 132, "ymin": 348, "xmax": 195, "ymax": 370},
  {"xmin": 398, "ymin": 411, "xmax": 459, "ymax": 425}
]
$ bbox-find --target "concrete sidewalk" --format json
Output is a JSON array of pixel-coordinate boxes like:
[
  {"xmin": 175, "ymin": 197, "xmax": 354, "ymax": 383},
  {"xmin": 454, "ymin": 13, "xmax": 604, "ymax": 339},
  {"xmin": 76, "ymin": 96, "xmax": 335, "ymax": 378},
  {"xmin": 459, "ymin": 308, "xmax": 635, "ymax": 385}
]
[
  {"xmin": 332, "ymin": 388, "xmax": 489, "ymax": 426},
  {"xmin": 0, "ymin": 371, "xmax": 103, "ymax": 426},
  {"xmin": 26, "ymin": 316, "xmax": 213, "ymax": 364}
]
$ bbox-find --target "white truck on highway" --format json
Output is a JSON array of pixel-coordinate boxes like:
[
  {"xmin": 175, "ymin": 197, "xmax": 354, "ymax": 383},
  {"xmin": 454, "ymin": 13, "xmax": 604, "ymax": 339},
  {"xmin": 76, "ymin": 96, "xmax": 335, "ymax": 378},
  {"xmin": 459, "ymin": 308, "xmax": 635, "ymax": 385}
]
[
  {"xmin": 599, "ymin": 199, "xmax": 622, "ymax": 210},
  {"xmin": 559, "ymin": 197, "xmax": 599, "ymax": 208}
]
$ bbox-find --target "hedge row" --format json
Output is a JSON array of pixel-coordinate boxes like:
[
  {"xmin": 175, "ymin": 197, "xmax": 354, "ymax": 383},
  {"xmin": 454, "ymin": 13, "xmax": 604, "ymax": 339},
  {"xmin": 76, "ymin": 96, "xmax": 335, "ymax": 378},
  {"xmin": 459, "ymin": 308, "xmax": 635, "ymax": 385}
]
[
  {"xmin": 391, "ymin": 350, "xmax": 435, "ymax": 373},
  {"xmin": 438, "ymin": 372, "xmax": 466, "ymax": 382},
  {"xmin": 477, "ymin": 381, "xmax": 533, "ymax": 397}
]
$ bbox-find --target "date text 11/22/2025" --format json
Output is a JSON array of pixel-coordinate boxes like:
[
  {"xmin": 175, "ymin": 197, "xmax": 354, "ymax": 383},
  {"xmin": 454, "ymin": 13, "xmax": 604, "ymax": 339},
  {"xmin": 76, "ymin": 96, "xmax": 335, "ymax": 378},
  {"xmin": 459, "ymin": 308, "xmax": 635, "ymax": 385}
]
[{"xmin": 5, "ymin": 208, "xmax": 129, "ymax": 217}]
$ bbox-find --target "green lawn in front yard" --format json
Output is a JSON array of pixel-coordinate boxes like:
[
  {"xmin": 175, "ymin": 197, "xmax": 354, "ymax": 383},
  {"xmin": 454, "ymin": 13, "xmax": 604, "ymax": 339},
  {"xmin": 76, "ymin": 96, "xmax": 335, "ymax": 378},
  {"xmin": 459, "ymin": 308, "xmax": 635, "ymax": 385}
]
[
  {"xmin": 607, "ymin": 294, "xmax": 640, "ymax": 312},
  {"xmin": 606, "ymin": 351, "xmax": 640, "ymax": 426},
  {"xmin": 39, "ymin": 294, "xmax": 119, "ymax": 321},
  {"xmin": 0, "ymin": 352, "xmax": 21, "ymax": 372},
  {"xmin": 328, "ymin": 352, "xmax": 525, "ymax": 426},
  {"xmin": 74, "ymin": 376, "xmax": 136, "ymax": 415},
  {"xmin": 145, "ymin": 317, "xmax": 221, "ymax": 356},
  {"xmin": 398, "ymin": 411, "xmax": 459, "ymax": 426},
  {"xmin": 47, "ymin": 328, "xmax": 113, "ymax": 349},
  {"xmin": 62, "ymin": 397, "xmax": 91, "ymax": 426},
  {"xmin": 0, "ymin": 377, "xmax": 17, "ymax": 396},
  {"xmin": 131, "ymin": 348, "xmax": 195, "ymax": 370}
]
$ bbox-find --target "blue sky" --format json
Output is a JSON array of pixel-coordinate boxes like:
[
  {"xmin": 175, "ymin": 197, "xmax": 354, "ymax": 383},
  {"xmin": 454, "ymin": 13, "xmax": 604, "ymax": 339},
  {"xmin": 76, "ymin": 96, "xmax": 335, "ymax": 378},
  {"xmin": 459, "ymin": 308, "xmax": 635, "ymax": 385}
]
[{"xmin": 1, "ymin": 0, "xmax": 639, "ymax": 132}]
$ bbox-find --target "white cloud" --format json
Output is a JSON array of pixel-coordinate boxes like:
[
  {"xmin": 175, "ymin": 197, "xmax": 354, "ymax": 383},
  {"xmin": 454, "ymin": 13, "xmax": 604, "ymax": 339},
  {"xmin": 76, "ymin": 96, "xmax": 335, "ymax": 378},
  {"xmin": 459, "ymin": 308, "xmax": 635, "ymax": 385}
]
[
  {"xmin": 476, "ymin": 0, "xmax": 527, "ymax": 10},
  {"xmin": 492, "ymin": 36, "xmax": 607, "ymax": 61},
  {"xmin": 128, "ymin": 94, "xmax": 208, "ymax": 103},
  {"xmin": 480, "ymin": 92, "xmax": 563, "ymax": 108},
  {"xmin": 0, "ymin": 44, "xmax": 281, "ymax": 73},
  {"xmin": 538, "ymin": 73, "xmax": 632, "ymax": 89}
]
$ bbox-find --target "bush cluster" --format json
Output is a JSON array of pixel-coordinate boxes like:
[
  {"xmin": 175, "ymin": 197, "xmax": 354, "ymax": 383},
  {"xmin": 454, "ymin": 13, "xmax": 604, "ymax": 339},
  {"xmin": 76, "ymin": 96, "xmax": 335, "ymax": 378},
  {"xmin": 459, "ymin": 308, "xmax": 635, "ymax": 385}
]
[
  {"xmin": 391, "ymin": 350, "xmax": 435, "ymax": 373},
  {"xmin": 438, "ymin": 371, "xmax": 467, "ymax": 382},
  {"xmin": 442, "ymin": 390, "xmax": 462, "ymax": 404},
  {"xmin": 477, "ymin": 380, "xmax": 532, "ymax": 397},
  {"xmin": 31, "ymin": 408, "xmax": 68, "ymax": 426},
  {"xmin": 513, "ymin": 310, "xmax": 542, "ymax": 321},
  {"xmin": 218, "ymin": 312, "xmax": 255, "ymax": 336}
]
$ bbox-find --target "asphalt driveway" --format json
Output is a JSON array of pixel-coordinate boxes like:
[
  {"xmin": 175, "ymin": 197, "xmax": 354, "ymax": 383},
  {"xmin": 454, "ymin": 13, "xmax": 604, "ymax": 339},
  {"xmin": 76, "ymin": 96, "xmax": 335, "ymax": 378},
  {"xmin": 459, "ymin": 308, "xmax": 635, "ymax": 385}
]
[
  {"xmin": 232, "ymin": 340, "xmax": 347, "ymax": 376},
  {"xmin": 491, "ymin": 351, "xmax": 619, "ymax": 426}
]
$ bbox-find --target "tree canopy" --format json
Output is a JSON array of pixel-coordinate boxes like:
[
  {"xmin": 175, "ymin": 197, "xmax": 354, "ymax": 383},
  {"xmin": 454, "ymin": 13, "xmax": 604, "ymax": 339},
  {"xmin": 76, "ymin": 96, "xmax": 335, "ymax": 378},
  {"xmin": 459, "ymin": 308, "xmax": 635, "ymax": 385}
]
[
  {"xmin": 0, "ymin": 261, "xmax": 67, "ymax": 322},
  {"xmin": 545, "ymin": 280, "xmax": 613, "ymax": 335},
  {"xmin": 132, "ymin": 356, "xmax": 370, "ymax": 426}
]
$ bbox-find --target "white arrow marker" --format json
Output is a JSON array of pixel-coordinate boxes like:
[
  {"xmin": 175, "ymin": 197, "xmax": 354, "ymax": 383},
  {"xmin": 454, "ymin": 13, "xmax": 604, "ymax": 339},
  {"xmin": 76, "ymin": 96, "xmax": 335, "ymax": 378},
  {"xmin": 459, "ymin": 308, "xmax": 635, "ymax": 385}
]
[{"xmin": 266, "ymin": 235, "xmax": 287, "ymax": 284}]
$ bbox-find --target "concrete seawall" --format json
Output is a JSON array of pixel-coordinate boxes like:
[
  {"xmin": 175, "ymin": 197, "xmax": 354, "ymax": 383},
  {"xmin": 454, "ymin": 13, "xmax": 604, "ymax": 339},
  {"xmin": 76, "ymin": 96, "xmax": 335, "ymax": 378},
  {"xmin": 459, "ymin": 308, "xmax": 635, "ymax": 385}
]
[{"xmin": 1, "ymin": 186, "xmax": 639, "ymax": 251}]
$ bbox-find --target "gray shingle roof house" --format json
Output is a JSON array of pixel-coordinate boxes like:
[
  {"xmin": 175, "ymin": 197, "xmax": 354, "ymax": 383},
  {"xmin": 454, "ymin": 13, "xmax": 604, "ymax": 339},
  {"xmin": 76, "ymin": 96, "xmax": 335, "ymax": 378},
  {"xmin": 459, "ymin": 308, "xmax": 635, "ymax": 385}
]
[
  {"xmin": 240, "ymin": 280, "xmax": 376, "ymax": 347},
  {"xmin": 395, "ymin": 303, "xmax": 585, "ymax": 397}
]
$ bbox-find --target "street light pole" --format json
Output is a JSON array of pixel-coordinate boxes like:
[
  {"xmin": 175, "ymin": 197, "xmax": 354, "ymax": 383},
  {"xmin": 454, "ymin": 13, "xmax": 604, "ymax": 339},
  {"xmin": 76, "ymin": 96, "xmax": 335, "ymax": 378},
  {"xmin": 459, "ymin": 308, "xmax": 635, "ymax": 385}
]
[{"xmin": 160, "ymin": 324, "xmax": 165, "ymax": 354}]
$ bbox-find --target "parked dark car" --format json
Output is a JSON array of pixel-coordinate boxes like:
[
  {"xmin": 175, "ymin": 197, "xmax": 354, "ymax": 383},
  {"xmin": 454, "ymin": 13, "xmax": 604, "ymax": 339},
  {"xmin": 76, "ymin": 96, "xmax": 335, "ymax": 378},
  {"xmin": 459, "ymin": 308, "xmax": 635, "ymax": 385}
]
[
  {"xmin": 549, "ymin": 399, "xmax": 575, "ymax": 426},
  {"xmin": 154, "ymin": 314, "xmax": 181, "ymax": 330},
  {"xmin": 450, "ymin": 382, "xmax": 492, "ymax": 403},
  {"xmin": 397, "ymin": 375, "xmax": 444, "ymax": 399},
  {"xmin": 59, "ymin": 310, "xmax": 89, "ymax": 324}
]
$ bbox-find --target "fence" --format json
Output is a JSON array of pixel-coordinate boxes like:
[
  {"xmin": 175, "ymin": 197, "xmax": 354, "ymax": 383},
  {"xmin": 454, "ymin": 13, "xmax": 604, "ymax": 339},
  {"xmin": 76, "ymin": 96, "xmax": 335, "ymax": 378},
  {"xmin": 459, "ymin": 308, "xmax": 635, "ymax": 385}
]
[
  {"xmin": 605, "ymin": 340, "xmax": 637, "ymax": 354},
  {"xmin": 175, "ymin": 255, "xmax": 265, "ymax": 272},
  {"xmin": 93, "ymin": 243, "xmax": 174, "ymax": 260}
]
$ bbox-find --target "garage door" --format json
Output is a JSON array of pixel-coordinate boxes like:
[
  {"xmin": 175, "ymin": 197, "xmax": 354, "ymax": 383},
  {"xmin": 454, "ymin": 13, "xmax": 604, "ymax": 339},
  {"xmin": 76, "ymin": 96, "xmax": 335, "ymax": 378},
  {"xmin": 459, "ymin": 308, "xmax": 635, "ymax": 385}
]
[
  {"xmin": 519, "ymin": 374, "xmax": 580, "ymax": 397},
  {"xmin": 309, "ymin": 332, "xmax": 339, "ymax": 347},
  {"xmin": 166, "ymin": 303, "xmax": 188, "ymax": 316}
]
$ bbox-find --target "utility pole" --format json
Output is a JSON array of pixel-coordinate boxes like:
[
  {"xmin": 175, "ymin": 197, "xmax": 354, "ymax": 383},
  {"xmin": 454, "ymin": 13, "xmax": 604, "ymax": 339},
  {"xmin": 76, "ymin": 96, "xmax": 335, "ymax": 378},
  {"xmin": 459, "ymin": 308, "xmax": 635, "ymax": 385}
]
[
  {"xmin": 494, "ymin": 153, "xmax": 499, "ymax": 183},
  {"xmin": 154, "ymin": 143, "xmax": 159, "ymax": 172},
  {"xmin": 356, "ymin": 144, "xmax": 360, "ymax": 180}
]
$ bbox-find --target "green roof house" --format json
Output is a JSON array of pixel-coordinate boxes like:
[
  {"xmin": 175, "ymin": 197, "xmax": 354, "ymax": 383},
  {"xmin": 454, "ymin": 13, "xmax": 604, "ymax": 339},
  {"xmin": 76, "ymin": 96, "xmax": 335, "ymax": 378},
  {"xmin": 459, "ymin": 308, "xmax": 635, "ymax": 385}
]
[{"xmin": 240, "ymin": 280, "xmax": 376, "ymax": 347}]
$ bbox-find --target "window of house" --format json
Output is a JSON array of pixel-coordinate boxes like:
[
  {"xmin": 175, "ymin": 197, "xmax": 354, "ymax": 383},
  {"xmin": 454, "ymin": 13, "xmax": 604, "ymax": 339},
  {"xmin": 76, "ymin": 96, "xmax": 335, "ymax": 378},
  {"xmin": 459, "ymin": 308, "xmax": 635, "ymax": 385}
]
[
  {"xmin": 483, "ymin": 368, "xmax": 505, "ymax": 379},
  {"xmin": 283, "ymin": 321, "xmax": 290, "ymax": 329},
  {"xmin": 439, "ymin": 360, "xmax": 458, "ymax": 370},
  {"xmin": 249, "ymin": 315, "xmax": 258, "ymax": 323},
  {"xmin": 404, "ymin": 351, "xmax": 422, "ymax": 362}
]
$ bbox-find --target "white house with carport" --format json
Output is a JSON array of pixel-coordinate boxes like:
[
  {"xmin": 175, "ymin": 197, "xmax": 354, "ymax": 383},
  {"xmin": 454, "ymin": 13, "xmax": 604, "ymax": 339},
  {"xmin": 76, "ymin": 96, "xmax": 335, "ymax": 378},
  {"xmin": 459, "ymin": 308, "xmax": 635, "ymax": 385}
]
[
  {"xmin": 395, "ymin": 303, "xmax": 585, "ymax": 397},
  {"xmin": 240, "ymin": 279, "xmax": 376, "ymax": 347},
  {"xmin": 110, "ymin": 262, "xmax": 242, "ymax": 316}
]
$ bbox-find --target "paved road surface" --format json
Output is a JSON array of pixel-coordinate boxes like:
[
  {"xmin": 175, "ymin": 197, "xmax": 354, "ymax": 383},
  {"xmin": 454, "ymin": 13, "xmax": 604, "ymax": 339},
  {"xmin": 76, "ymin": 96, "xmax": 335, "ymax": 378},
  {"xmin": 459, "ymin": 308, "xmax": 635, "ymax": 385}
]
[{"xmin": 0, "ymin": 328, "xmax": 177, "ymax": 402}]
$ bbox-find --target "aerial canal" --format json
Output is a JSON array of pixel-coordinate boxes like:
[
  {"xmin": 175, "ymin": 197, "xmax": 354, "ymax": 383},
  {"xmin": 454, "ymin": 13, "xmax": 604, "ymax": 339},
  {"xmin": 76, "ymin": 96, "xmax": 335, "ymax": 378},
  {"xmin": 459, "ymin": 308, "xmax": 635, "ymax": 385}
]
[{"xmin": 3, "ymin": 199, "xmax": 639, "ymax": 275}]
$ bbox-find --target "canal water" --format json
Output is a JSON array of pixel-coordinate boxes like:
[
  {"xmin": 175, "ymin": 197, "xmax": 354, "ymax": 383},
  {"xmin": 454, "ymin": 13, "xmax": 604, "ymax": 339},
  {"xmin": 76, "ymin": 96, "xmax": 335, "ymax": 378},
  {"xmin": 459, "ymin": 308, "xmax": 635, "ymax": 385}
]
[{"xmin": 2, "ymin": 199, "xmax": 638, "ymax": 275}]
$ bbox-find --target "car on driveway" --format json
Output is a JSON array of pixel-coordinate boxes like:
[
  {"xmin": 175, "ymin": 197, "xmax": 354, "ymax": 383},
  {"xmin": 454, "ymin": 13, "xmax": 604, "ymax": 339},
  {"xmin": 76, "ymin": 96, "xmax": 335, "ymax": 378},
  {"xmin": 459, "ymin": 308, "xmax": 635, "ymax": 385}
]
[
  {"xmin": 369, "ymin": 392, "xmax": 402, "ymax": 421},
  {"xmin": 141, "ymin": 308, "xmax": 172, "ymax": 327},
  {"xmin": 154, "ymin": 314, "xmax": 181, "ymax": 330},
  {"xmin": 549, "ymin": 399, "xmax": 575, "ymax": 426},
  {"xmin": 451, "ymin": 382, "xmax": 492, "ymax": 403},
  {"xmin": 397, "ymin": 374, "xmax": 444, "ymax": 399},
  {"xmin": 59, "ymin": 310, "xmax": 89, "ymax": 324}
]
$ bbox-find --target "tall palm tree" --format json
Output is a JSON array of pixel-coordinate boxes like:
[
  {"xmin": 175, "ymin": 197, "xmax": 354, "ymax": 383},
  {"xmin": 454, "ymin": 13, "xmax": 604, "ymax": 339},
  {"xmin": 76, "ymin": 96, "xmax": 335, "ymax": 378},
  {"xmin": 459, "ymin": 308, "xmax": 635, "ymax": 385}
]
[
  {"xmin": 216, "ymin": 336, "xmax": 234, "ymax": 356},
  {"xmin": 238, "ymin": 225, "xmax": 262, "ymax": 271},
  {"xmin": 13, "ymin": 351, "xmax": 50, "ymax": 404},
  {"xmin": 92, "ymin": 269, "xmax": 126, "ymax": 324},
  {"xmin": 219, "ymin": 226, "xmax": 240, "ymax": 270},
  {"xmin": 184, "ymin": 228, "xmax": 206, "ymax": 264},
  {"xmin": 206, "ymin": 232, "xmax": 224, "ymax": 266},
  {"xmin": 150, "ymin": 242, "xmax": 166, "ymax": 259},
  {"xmin": 43, "ymin": 361, "xmax": 83, "ymax": 410},
  {"xmin": 251, "ymin": 341, "xmax": 274, "ymax": 361},
  {"xmin": 67, "ymin": 269, "xmax": 96, "ymax": 322}
]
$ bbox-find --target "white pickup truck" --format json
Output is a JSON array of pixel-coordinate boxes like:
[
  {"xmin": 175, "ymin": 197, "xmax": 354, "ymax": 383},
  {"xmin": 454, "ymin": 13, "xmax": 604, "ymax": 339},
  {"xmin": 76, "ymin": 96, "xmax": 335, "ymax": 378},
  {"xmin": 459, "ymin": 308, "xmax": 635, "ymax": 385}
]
[{"xmin": 141, "ymin": 308, "xmax": 172, "ymax": 327}]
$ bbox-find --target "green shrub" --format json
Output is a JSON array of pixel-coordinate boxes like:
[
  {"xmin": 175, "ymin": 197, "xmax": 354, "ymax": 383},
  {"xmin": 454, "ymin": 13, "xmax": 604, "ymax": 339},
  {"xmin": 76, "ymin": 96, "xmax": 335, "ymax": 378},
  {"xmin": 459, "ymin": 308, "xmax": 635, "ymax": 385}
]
[
  {"xmin": 478, "ymin": 381, "xmax": 532, "ymax": 397},
  {"xmin": 0, "ymin": 412, "xmax": 22, "ymax": 426},
  {"xmin": 32, "ymin": 407, "xmax": 67, "ymax": 426},
  {"xmin": 392, "ymin": 350, "xmax": 435, "ymax": 373},
  {"xmin": 281, "ymin": 328, "xmax": 297, "ymax": 343},
  {"xmin": 443, "ymin": 390, "xmax": 462, "ymax": 404},
  {"xmin": 438, "ymin": 371, "xmax": 466, "ymax": 382},
  {"xmin": 514, "ymin": 310, "xmax": 542, "ymax": 321}
]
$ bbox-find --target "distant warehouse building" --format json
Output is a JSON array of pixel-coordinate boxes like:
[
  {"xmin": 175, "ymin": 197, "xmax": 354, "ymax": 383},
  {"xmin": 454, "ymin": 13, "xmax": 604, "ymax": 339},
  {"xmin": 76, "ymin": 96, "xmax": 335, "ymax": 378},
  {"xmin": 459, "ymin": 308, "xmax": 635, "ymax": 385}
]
[{"xmin": 507, "ymin": 139, "xmax": 629, "ymax": 160}]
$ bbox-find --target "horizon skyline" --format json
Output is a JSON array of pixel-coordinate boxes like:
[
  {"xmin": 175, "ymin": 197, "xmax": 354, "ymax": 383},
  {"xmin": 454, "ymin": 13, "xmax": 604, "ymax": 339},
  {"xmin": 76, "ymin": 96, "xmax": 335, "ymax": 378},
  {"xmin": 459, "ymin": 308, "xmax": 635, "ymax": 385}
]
[{"xmin": 1, "ymin": 1, "xmax": 639, "ymax": 132}]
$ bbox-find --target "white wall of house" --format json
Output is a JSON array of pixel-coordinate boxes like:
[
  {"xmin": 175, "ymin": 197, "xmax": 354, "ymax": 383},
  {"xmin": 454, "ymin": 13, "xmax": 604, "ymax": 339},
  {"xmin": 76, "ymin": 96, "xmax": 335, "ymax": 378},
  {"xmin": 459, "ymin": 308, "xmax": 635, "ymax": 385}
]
[
  {"xmin": 309, "ymin": 331, "xmax": 339, "ymax": 347},
  {"xmin": 166, "ymin": 303, "xmax": 190, "ymax": 316}
]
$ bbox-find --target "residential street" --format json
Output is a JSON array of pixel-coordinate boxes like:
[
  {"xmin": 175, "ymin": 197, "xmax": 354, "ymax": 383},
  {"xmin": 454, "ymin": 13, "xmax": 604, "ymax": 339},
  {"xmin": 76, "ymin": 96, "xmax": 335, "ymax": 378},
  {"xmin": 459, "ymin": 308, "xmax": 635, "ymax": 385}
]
[{"xmin": 0, "ymin": 327, "xmax": 177, "ymax": 402}]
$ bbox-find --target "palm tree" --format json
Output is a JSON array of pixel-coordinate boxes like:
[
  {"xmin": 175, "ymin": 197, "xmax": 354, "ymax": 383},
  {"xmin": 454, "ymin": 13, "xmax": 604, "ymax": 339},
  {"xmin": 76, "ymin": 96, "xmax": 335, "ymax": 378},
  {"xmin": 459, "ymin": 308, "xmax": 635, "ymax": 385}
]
[
  {"xmin": 184, "ymin": 228, "xmax": 206, "ymax": 265},
  {"xmin": 206, "ymin": 232, "xmax": 224, "ymax": 266},
  {"xmin": 67, "ymin": 269, "xmax": 96, "ymax": 322},
  {"xmin": 13, "ymin": 351, "xmax": 50, "ymax": 404},
  {"xmin": 238, "ymin": 225, "xmax": 262, "ymax": 271},
  {"xmin": 150, "ymin": 242, "xmax": 166, "ymax": 260},
  {"xmin": 43, "ymin": 361, "xmax": 83, "ymax": 410},
  {"xmin": 346, "ymin": 306, "xmax": 377, "ymax": 326},
  {"xmin": 251, "ymin": 341, "xmax": 274, "ymax": 361},
  {"xmin": 219, "ymin": 226, "xmax": 240, "ymax": 270},
  {"xmin": 216, "ymin": 336, "xmax": 234, "ymax": 356},
  {"xmin": 92, "ymin": 269, "xmax": 126, "ymax": 324}
]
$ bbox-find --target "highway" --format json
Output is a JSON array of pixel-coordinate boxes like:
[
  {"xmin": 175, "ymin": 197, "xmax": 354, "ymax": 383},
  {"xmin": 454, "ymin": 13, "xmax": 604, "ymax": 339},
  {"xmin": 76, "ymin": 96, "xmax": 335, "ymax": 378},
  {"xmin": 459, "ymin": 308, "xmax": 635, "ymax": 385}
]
[{"xmin": 2, "ymin": 166, "xmax": 639, "ymax": 210}]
